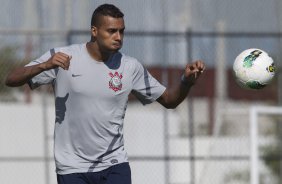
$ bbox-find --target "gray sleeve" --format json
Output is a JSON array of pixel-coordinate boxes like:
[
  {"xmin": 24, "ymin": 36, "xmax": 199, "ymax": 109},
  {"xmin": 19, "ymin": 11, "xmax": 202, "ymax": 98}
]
[
  {"xmin": 131, "ymin": 61, "xmax": 166, "ymax": 105},
  {"xmin": 25, "ymin": 49, "xmax": 57, "ymax": 89}
]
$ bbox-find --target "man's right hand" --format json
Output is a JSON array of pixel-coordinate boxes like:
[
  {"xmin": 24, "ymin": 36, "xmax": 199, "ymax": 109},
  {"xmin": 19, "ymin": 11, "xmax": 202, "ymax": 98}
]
[{"xmin": 42, "ymin": 52, "xmax": 72, "ymax": 70}]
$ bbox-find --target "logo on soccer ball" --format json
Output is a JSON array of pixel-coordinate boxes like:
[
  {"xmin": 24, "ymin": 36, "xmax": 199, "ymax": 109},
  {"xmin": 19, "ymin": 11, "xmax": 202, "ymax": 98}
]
[
  {"xmin": 109, "ymin": 72, "xmax": 123, "ymax": 92},
  {"xmin": 267, "ymin": 63, "xmax": 275, "ymax": 73}
]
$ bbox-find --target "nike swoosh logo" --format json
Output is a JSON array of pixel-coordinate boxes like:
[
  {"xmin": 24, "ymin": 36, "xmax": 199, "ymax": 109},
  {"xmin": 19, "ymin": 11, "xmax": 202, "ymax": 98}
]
[{"xmin": 72, "ymin": 74, "xmax": 82, "ymax": 77}]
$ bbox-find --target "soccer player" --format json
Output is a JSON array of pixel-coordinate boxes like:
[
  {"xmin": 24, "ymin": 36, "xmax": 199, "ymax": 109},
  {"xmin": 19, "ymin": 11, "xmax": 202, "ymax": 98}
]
[{"xmin": 5, "ymin": 4, "xmax": 205, "ymax": 184}]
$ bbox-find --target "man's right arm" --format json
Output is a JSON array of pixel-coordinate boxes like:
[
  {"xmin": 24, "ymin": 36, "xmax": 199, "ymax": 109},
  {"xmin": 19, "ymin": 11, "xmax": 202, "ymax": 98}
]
[
  {"xmin": 5, "ymin": 52, "xmax": 72, "ymax": 87},
  {"xmin": 5, "ymin": 63, "xmax": 47, "ymax": 87}
]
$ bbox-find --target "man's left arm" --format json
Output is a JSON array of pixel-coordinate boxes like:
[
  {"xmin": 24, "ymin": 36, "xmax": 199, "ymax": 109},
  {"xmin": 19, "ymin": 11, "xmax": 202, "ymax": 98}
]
[{"xmin": 157, "ymin": 60, "xmax": 205, "ymax": 109}]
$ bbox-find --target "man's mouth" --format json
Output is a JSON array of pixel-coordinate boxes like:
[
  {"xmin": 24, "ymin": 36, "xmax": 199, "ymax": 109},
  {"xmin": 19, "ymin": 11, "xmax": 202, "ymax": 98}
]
[{"xmin": 113, "ymin": 42, "xmax": 122, "ymax": 48}]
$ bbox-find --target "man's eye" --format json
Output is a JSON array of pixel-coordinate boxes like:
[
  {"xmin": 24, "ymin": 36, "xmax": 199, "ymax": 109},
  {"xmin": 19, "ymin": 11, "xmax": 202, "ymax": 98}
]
[{"xmin": 108, "ymin": 29, "xmax": 116, "ymax": 33}]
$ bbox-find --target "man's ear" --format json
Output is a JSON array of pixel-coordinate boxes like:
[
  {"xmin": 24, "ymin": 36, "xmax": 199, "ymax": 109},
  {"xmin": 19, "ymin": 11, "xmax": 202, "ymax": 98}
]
[{"xmin": 91, "ymin": 26, "xmax": 98, "ymax": 37}]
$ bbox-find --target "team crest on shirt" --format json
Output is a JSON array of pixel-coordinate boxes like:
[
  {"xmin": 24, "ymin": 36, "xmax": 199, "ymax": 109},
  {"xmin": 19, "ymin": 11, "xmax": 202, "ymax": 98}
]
[{"xmin": 109, "ymin": 72, "xmax": 123, "ymax": 92}]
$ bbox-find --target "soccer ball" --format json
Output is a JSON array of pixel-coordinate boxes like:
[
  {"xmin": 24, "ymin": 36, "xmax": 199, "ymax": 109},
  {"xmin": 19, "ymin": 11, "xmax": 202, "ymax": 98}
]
[{"xmin": 233, "ymin": 48, "xmax": 275, "ymax": 89}]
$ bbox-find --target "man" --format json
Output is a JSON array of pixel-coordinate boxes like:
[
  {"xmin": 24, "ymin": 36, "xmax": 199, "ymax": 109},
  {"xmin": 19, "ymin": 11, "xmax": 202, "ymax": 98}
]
[{"xmin": 5, "ymin": 4, "xmax": 205, "ymax": 184}]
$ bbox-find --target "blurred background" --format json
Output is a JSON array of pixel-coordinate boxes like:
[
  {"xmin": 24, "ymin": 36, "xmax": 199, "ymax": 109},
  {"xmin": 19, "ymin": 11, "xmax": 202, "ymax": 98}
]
[{"xmin": 1, "ymin": 0, "xmax": 282, "ymax": 184}]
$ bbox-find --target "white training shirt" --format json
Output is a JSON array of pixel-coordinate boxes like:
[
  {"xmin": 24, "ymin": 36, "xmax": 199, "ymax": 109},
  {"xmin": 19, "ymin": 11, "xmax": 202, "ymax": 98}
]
[{"xmin": 26, "ymin": 43, "xmax": 166, "ymax": 174}]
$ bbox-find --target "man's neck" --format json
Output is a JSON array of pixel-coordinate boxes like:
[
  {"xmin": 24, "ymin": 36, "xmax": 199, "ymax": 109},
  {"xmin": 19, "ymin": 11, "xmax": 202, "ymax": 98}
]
[{"xmin": 86, "ymin": 42, "xmax": 112, "ymax": 62}]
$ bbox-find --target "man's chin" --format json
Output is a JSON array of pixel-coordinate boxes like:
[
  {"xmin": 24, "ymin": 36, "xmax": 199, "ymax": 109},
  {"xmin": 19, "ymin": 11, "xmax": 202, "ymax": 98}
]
[
  {"xmin": 110, "ymin": 47, "xmax": 121, "ymax": 52},
  {"xmin": 103, "ymin": 46, "xmax": 122, "ymax": 54}
]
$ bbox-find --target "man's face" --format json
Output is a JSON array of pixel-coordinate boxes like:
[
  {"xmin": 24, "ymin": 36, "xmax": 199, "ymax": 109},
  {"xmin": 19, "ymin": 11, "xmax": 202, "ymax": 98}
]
[{"xmin": 92, "ymin": 16, "xmax": 125, "ymax": 52}]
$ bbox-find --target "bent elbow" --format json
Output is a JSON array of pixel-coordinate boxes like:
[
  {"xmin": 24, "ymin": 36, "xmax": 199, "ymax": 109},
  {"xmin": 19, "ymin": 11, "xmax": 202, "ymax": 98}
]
[
  {"xmin": 5, "ymin": 76, "xmax": 13, "ymax": 87},
  {"xmin": 5, "ymin": 79, "xmax": 15, "ymax": 87},
  {"xmin": 5, "ymin": 75, "xmax": 22, "ymax": 87}
]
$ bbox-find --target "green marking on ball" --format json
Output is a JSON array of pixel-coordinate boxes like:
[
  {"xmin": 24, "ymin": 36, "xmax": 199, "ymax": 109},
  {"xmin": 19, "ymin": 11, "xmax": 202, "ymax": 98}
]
[
  {"xmin": 243, "ymin": 50, "xmax": 262, "ymax": 68},
  {"xmin": 246, "ymin": 81, "xmax": 266, "ymax": 89}
]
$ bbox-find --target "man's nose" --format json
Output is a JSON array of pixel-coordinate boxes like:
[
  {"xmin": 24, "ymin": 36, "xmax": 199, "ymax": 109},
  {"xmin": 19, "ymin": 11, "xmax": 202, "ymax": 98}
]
[{"xmin": 115, "ymin": 32, "xmax": 123, "ymax": 40}]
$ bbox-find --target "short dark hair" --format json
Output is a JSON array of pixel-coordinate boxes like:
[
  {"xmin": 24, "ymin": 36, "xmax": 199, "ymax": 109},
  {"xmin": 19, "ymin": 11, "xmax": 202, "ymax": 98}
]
[{"xmin": 91, "ymin": 4, "xmax": 124, "ymax": 27}]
